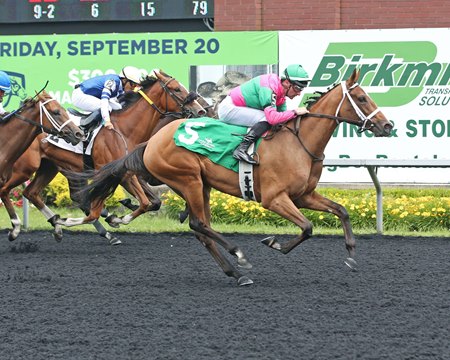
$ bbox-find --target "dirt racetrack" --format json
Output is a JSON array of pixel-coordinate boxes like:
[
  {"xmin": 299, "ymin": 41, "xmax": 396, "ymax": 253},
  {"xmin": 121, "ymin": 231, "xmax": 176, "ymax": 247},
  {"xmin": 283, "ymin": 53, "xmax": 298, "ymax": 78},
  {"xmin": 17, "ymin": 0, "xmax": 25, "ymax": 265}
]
[{"xmin": 0, "ymin": 230, "xmax": 448, "ymax": 360}]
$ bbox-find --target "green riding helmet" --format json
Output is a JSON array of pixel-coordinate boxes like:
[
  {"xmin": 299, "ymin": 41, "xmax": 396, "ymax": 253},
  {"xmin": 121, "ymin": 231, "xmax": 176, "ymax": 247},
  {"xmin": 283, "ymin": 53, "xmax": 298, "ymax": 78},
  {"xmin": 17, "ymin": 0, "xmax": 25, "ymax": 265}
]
[{"xmin": 282, "ymin": 64, "xmax": 311, "ymax": 88}]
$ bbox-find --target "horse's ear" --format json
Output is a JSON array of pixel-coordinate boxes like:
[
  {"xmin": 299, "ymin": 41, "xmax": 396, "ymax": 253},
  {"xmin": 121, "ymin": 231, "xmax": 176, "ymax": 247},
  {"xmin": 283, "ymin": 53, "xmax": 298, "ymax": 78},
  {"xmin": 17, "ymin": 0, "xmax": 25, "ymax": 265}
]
[{"xmin": 347, "ymin": 68, "xmax": 360, "ymax": 86}]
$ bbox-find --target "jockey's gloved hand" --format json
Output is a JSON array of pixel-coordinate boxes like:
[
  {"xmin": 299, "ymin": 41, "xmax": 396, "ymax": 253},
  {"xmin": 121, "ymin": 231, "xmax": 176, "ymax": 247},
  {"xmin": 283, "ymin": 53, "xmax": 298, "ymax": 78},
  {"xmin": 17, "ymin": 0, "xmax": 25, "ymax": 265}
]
[
  {"xmin": 294, "ymin": 107, "xmax": 309, "ymax": 116},
  {"xmin": 104, "ymin": 119, "xmax": 114, "ymax": 129}
]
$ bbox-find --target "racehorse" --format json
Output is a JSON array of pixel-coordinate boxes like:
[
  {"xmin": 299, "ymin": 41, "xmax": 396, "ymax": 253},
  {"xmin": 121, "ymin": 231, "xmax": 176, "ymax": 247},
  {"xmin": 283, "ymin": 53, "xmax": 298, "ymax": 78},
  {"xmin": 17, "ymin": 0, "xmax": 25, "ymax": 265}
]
[
  {"xmin": 0, "ymin": 70, "xmax": 206, "ymax": 243},
  {"xmin": 0, "ymin": 89, "xmax": 83, "ymax": 189},
  {"xmin": 70, "ymin": 69, "xmax": 393, "ymax": 285}
]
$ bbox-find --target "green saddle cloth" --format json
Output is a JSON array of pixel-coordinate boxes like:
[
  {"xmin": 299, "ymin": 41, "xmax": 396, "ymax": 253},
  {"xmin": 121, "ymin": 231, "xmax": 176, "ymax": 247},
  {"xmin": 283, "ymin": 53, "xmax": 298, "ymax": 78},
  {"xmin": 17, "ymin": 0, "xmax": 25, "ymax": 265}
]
[{"xmin": 174, "ymin": 117, "xmax": 258, "ymax": 173}]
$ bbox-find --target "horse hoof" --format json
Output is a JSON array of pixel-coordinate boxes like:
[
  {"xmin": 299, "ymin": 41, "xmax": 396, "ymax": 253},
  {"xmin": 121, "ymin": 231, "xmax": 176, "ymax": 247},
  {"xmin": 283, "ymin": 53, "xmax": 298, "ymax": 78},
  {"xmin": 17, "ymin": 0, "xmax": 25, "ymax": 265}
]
[
  {"xmin": 237, "ymin": 258, "xmax": 253, "ymax": 269},
  {"xmin": 53, "ymin": 233, "xmax": 63, "ymax": 242},
  {"xmin": 179, "ymin": 211, "xmax": 188, "ymax": 223},
  {"xmin": 105, "ymin": 215, "xmax": 121, "ymax": 228},
  {"xmin": 110, "ymin": 237, "xmax": 122, "ymax": 246},
  {"xmin": 344, "ymin": 257, "xmax": 358, "ymax": 271},
  {"xmin": 261, "ymin": 236, "xmax": 281, "ymax": 250},
  {"xmin": 237, "ymin": 276, "xmax": 254, "ymax": 286},
  {"xmin": 8, "ymin": 231, "xmax": 18, "ymax": 242}
]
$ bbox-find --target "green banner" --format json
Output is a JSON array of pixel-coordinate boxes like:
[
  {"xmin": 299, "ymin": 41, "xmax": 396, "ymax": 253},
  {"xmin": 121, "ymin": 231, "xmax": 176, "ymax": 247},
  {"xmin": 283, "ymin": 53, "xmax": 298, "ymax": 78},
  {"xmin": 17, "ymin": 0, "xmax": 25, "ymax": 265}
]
[{"xmin": 0, "ymin": 31, "xmax": 278, "ymax": 108}]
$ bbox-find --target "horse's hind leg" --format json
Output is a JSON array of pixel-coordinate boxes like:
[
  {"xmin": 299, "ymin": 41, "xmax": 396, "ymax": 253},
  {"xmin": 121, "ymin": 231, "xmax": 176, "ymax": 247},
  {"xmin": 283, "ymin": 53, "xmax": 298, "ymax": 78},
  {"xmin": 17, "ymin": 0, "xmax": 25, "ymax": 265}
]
[
  {"xmin": 164, "ymin": 184, "xmax": 252, "ymax": 285},
  {"xmin": 194, "ymin": 233, "xmax": 253, "ymax": 286},
  {"xmin": 186, "ymin": 185, "xmax": 252, "ymax": 270}
]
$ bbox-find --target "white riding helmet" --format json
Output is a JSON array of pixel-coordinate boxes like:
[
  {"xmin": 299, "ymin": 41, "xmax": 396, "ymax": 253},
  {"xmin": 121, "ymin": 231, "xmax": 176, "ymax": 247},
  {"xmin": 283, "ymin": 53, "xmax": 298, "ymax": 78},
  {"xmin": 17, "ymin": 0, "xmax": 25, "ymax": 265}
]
[{"xmin": 119, "ymin": 66, "xmax": 148, "ymax": 84}]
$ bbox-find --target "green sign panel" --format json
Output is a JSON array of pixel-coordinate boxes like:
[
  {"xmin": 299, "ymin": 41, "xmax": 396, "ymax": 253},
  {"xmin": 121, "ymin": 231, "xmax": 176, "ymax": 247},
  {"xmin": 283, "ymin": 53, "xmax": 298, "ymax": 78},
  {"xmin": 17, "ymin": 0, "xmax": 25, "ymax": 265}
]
[{"xmin": 1, "ymin": 31, "xmax": 278, "ymax": 108}]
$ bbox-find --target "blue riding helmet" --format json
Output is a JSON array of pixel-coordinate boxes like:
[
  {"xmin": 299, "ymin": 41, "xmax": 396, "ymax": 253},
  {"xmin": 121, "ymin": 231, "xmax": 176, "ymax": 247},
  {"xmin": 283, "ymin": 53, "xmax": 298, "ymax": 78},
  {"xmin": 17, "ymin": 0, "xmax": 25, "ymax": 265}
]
[{"xmin": 0, "ymin": 71, "xmax": 11, "ymax": 92}]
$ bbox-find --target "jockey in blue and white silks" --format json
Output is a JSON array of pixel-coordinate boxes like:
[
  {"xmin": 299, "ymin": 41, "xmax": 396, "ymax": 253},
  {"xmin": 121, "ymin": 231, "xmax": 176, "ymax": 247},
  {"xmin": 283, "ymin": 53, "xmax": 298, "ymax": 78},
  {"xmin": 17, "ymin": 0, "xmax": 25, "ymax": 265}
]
[{"xmin": 71, "ymin": 66, "xmax": 147, "ymax": 129}]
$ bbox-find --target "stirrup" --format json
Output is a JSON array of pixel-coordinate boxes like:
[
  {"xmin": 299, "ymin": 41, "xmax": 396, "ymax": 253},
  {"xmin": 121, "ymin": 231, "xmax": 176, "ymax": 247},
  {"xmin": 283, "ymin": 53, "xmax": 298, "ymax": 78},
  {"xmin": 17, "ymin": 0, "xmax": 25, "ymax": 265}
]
[{"xmin": 233, "ymin": 151, "xmax": 257, "ymax": 165}]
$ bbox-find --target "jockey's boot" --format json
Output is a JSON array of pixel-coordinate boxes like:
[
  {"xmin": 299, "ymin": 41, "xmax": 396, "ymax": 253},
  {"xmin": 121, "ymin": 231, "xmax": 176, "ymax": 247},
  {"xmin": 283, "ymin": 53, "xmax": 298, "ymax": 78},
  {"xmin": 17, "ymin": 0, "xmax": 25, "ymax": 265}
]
[{"xmin": 233, "ymin": 121, "xmax": 271, "ymax": 165}]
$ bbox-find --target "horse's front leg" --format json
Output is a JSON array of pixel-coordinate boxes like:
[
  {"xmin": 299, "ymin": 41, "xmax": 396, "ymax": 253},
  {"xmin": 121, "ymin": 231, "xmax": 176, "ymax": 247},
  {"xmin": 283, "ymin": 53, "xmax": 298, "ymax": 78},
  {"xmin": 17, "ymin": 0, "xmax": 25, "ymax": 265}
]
[
  {"xmin": 106, "ymin": 175, "xmax": 151, "ymax": 226},
  {"xmin": 57, "ymin": 197, "xmax": 104, "ymax": 227},
  {"xmin": 1, "ymin": 193, "xmax": 22, "ymax": 241},
  {"xmin": 294, "ymin": 190, "xmax": 357, "ymax": 270},
  {"xmin": 138, "ymin": 177, "xmax": 161, "ymax": 212},
  {"xmin": 260, "ymin": 192, "xmax": 314, "ymax": 254},
  {"xmin": 67, "ymin": 179, "xmax": 121, "ymax": 246},
  {"xmin": 22, "ymin": 162, "xmax": 67, "ymax": 241}
]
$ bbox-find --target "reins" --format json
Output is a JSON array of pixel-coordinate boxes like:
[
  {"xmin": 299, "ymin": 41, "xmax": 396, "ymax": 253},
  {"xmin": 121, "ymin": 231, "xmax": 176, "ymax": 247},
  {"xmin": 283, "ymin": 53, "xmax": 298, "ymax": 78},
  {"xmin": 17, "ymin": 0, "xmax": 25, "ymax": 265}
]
[
  {"xmin": 281, "ymin": 81, "xmax": 382, "ymax": 162},
  {"xmin": 137, "ymin": 73, "xmax": 200, "ymax": 119}
]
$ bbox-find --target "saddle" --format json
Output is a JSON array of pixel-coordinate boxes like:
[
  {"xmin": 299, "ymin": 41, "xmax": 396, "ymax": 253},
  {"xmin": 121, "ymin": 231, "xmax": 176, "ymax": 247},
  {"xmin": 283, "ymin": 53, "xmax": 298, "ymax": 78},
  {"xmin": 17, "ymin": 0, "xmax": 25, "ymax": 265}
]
[
  {"xmin": 66, "ymin": 108, "xmax": 103, "ymax": 171},
  {"xmin": 67, "ymin": 108, "xmax": 102, "ymax": 135}
]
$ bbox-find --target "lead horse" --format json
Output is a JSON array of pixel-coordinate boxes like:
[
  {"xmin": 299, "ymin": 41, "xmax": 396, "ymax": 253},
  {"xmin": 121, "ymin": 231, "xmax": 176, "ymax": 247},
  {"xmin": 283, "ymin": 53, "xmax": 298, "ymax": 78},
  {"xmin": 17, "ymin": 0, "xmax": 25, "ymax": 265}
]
[
  {"xmin": 73, "ymin": 70, "xmax": 393, "ymax": 285},
  {"xmin": 0, "ymin": 70, "xmax": 206, "ymax": 243}
]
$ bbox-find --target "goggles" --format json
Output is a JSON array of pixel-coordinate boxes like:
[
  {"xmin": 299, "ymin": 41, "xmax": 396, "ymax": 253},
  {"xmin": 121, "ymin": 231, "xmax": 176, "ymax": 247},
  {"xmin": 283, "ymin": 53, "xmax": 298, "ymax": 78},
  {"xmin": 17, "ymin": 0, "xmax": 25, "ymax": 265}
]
[{"xmin": 290, "ymin": 81, "xmax": 309, "ymax": 92}]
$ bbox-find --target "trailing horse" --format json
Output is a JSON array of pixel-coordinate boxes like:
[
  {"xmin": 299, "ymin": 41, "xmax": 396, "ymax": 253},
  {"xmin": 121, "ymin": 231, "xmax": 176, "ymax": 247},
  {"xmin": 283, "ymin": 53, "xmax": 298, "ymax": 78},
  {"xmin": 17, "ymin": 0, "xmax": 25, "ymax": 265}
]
[
  {"xmin": 70, "ymin": 70, "xmax": 393, "ymax": 285},
  {"xmin": 0, "ymin": 89, "xmax": 83, "ymax": 189}
]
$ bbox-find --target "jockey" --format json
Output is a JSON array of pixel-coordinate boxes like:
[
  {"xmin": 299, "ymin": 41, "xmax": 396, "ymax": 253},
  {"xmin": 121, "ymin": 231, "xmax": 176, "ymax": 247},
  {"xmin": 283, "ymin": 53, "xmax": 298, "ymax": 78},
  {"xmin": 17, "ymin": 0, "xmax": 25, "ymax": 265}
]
[
  {"xmin": 0, "ymin": 70, "xmax": 11, "ymax": 116},
  {"xmin": 71, "ymin": 66, "xmax": 147, "ymax": 129},
  {"xmin": 218, "ymin": 64, "xmax": 311, "ymax": 165}
]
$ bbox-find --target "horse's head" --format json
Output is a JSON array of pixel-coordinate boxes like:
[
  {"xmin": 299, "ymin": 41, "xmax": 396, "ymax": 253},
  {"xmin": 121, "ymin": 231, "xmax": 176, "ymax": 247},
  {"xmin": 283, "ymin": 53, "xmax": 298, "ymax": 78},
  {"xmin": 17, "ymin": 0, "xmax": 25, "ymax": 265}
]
[
  {"xmin": 26, "ymin": 91, "xmax": 84, "ymax": 145},
  {"xmin": 144, "ymin": 69, "xmax": 207, "ymax": 118},
  {"xmin": 337, "ymin": 69, "xmax": 393, "ymax": 137}
]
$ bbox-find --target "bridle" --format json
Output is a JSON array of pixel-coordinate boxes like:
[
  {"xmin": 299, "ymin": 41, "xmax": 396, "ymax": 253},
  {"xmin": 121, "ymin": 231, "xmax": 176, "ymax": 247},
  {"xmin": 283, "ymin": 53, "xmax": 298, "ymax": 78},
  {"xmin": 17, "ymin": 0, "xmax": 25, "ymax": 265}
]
[
  {"xmin": 304, "ymin": 82, "xmax": 380, "ymax": 133},
  {"xmin": 283, "ymin": 81, "xmax": 382, "ymax": 162},
  {"xmin": 3, "ymin": 91, "xmax": 76, "ymax": 137},
  {"xmin": 333, "ymin": 81, "xmax": 380, "ymax": 132},
  {"xmin": 136, "ymin": 74, "xmax": 202, "ymax": 119}
]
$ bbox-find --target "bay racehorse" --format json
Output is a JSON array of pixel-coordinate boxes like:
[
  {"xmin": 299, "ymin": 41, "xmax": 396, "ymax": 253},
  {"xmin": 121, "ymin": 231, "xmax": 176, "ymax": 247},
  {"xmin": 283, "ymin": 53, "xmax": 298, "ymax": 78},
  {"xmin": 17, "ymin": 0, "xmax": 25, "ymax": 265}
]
[
  {"xmin": 0, "ymin": 89, "xmax": 83, "ymax": 190},
  {"xmin": 71, "ymin": 69, "xmax": 393, "ymax": 285},
  {"xmin": 0, "ymin": 70, "xmax": 206, "ymax": 243}
]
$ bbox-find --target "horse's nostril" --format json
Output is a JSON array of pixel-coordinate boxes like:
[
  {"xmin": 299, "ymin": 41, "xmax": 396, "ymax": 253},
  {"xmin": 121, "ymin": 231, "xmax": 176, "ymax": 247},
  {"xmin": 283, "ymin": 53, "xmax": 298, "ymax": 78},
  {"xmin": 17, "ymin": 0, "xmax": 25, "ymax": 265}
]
[
  {"xmin": 384, "ymin": 123, "xmax": 393, "ymax": 134},
  {"xmin": 198, "ymin": 110, "xmax": 207, "ymax": 116}
]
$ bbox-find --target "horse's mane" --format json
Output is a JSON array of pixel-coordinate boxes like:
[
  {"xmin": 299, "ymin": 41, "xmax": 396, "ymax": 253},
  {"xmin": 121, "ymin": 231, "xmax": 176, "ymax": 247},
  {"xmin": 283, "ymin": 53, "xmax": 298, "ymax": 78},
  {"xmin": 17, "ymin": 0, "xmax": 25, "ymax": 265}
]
[
  {"xmin": 305, "ymin": 83, "xmax": 339, "ymax": 110},
  {"xmin": 19, "ymin": 95, "xmax": 43, "ymax": 109},
  {"xmin": 267, "ymin": 83, "xmax": 341, "ymax": 137},
  {"xmin": 21, "ymin": 91, "xmax": 53, "ymax": 106},
  {"xmin": 1, "ymin": 93, "xmax": 46, "ymax": 123},
  {"xmin": 118, "ymin": 70, "xmax": 173, "ymax": 107},
  {"xmin": 119, "ymin": 76, "xmax": 158, "ymax": 107}
]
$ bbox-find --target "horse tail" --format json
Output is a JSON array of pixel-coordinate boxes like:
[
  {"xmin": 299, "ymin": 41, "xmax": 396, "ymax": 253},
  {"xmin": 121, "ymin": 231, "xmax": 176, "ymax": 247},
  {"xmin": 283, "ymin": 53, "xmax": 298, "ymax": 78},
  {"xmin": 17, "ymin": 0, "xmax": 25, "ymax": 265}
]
[{"xmin": 78, "ymin": 142, "xmax": 148, "ymax": 206}]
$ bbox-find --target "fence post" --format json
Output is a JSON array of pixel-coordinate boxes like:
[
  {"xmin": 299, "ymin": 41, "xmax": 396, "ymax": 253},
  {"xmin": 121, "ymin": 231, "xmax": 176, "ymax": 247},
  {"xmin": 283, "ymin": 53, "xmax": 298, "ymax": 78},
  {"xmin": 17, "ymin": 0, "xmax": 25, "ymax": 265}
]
[{"xmin": 23, "ymin": 196, "xmax": 29, "ymax": 230}]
